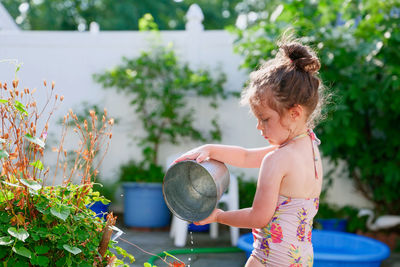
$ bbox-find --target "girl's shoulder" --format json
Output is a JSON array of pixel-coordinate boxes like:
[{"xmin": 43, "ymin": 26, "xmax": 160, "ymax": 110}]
[
  {"xmin": 261, "ymin": 145, "xmax": 294, "ymax": 170},
  {"xmin": 263, "ymin": 144, "xmax": 295, "ymax": 162}
]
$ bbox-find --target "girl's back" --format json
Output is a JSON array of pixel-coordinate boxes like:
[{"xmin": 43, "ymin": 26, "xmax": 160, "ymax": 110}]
[{"xmin": 277, "ymin": 134, "xmax": 323, "ymax": 199}]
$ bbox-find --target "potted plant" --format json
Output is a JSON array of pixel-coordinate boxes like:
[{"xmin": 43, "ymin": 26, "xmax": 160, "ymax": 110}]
[
  {"xmin": 94, "ymin": 14, "xmax": 236, "ymax": 228},
  {"xmin": 0, "ymin": 75, "xmax": 134, "ymax": 266}
]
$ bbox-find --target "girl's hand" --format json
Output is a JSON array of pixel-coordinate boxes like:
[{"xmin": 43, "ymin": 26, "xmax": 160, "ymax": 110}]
[
  {"xmin": 194, "ymin": 209, "xmax": 223, "ymax": 225},
  {"xmin": 173, "ymin": 145, "xmax": 211, "ymax": 164}
]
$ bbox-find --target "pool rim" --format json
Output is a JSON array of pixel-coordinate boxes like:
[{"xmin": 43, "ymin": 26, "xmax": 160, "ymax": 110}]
[{"xmin": 237, "ymin": 230, "xmax": 391, "ymax": 262}]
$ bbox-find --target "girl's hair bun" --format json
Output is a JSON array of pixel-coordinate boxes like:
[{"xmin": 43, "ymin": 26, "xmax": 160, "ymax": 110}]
[{"xmin": 280, "ymin": 42, "xmax": 320, "ymax": 74}]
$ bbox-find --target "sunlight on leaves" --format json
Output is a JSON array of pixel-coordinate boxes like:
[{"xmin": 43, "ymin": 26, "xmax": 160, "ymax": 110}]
[
  {"xmin": 14, "ymin": 100, "xmax": 28, "ymax": 116},
  {"xmin": 8, "ymin": 227, "xmax": 29, "ymax": 242},
  {"xmin": 12, "ymin": 246, "xmax": 32, "ymax": 258},
  {"xmin": 20, "ymin": 178, "xmax": 42, "ymax": 191},
  {"xmin": 24, "ymin": 134, "xmax": 45, "ymax": 148},
  {"xmin": 63, "ymin": 244, "xmax": 82, "ymax": 255},
  {"xmin": 0, "ymin": 150, "xmax": 9, "ymax": 159},
  {"xmin": 0, "ymin": 236, "xmax": 13, "ymax": 246},
  {"xmin": 50, "ymin": 205, "xmax": 70, "ymax": 221},
  {"xmin": 29, "ymin": 160, "xmax": 44, "ymax": 170}
]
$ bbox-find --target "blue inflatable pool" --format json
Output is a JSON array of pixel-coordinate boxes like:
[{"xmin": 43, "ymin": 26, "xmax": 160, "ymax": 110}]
[{"xmin": 237, "ymin": 230, "xmax": 390, "ymax": 267}]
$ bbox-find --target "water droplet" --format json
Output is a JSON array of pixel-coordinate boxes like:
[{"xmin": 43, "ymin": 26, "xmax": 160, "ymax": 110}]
[{"xmin": 120, "ymin": 194, "xmax": 124, "ymax": 197}]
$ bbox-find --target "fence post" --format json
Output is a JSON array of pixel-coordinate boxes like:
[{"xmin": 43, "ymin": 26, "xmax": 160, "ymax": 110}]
[
  {"xmin": 0, "ymin": 3, "xmax": 20, "ymax": 31},
  {"xmin": 185, "ymin": 3, "xmax": 204, "ymax": 32}
]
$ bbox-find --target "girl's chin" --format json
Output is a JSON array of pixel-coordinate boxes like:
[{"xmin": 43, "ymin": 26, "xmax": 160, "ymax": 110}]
[{"xmin": 267, "ymin": 139, "xmax": 279, "ymax": 145}]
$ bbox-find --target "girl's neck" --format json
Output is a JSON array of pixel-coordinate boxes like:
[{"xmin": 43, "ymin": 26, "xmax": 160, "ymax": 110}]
[
  {"xmin": 287, "ymin": 126, "xmax": 308, "ymax": 140},
  {"xmin": 280, "ymin": 126, "xmax": 309, "ymax": 147}
]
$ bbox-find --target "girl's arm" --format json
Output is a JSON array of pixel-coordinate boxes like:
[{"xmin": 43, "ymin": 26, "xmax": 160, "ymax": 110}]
[
  {"xmin": 173, "ymin": 144, "xmax": 278, "ymax": 168},
  {"xmin": 194, "ymin": 150, "xmax": 286, "ymax": 228}
]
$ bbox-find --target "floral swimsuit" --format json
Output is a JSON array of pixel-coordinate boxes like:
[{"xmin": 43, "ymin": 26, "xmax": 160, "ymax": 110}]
[{"xmin": 251, "ymin": 130, "xmax": 321, "ymax": 266}]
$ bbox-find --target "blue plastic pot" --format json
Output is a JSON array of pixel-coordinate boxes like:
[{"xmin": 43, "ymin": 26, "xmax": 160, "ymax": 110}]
[
  {"xmin": 88, "ymin": 201, "xmax": 110, "ymax": 220},
  {"xmin": 188, "ymin": 223, "xmax": 210, "ymax": 232},
  {"xmin": 123, "ymin": 182, "xmax": 171, "ymax": 228},
  {"xmin": 315, "ymin": 218, "xmax": 347, "ymax": 232},
  {"xmin": 237, "ymin": 230, "xmax": 390, "ymax": 266}
]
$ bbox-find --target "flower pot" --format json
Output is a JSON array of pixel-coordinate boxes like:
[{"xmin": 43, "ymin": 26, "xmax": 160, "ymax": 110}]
[
  {"xmin": 315, "ymin": 218, "xmax": 347, "ymax": 232},
  {"xmin": 188, "ymin": 223, "xmax": 210, "ymax": 232},
  {"xmin": 88, "ymin": 201, "xmax": 110, "ymax": 220},
  {"xmin": 123, "ymin": 182, "xmax": 171, "ymax": 228}
]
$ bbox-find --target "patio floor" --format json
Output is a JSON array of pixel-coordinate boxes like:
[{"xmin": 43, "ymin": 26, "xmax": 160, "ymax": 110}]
[
  {"xmin": 113, "ymin": 214, "xmax": 400, "ymax": 267},
  {"xmin": 114, "ymin": 217, "xmax": 247, "ymax": 266}
]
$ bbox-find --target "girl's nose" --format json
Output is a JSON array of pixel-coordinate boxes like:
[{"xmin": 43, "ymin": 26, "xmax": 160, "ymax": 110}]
[{"xmin": 256, "ymin": 120, "xmax": 262, "ymax": 130}]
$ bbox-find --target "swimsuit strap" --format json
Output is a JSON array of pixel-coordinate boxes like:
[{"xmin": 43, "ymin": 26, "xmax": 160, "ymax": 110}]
[
  {"xmin": 278, "ymin": 132, "xmax": 308, "ymax": 148},
  {"xmin": 279, "ymin": 129, "xmax": 321, "ymax": 179},
  {"xmin": 307, "ymin": 129, "xmax": 321, "ymax": 179}
]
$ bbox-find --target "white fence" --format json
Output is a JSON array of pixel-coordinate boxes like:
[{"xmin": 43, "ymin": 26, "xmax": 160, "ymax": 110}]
[{"xmin": 0, "ymin": 4, "xmax": 371, "ymax": 209}]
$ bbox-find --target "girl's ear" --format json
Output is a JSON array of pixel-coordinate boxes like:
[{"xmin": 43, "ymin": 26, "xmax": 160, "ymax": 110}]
[{"xmin": 289, "ymin": 105, "xmax": 303, "ymax": 121}]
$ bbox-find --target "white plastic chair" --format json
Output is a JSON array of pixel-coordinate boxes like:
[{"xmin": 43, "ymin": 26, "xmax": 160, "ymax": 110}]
[{"xmin": 166, "ymin": 154, "xmax": 239, "ymax": 247}]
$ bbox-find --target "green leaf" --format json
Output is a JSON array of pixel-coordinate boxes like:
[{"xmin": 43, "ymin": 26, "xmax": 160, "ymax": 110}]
[
  {"xmin": 63, "ymin": 244, "xmax": 81, "ymax": 255},
  {"xmin": 34, "ymin": 245, "xmax": 50, "ymax": 254},
  {"xmin": 50, "ymin": 205, "xmax": 70, "ymax": 221},
  {"xmin": 24, "ymin": 134, "xmax": 45, "ymax": 148},
  {"xmin": 29, "ymin": 160, "xmax": 44, "ymax": 170},
  {"xmin": 20, "ymin": 178, "xmax": 42, "ymax": 191},
  {"xmin": 8, "ymin": 227, "xmax": 29, "ymax": 242},
  {"xmin": 12, "ymin": 246, "xmax": 32, "ymax": 258},
  {"xmin": 0, "ymin": 236, "xmax": 14, "ymax": 245},
  {"xmin": 93, "ymin": 196, "xmax": 111, "ymax": 205},
  {"xmin": 115, "ymin": 246, "xmax": 135, "ymax": 262},
  {"xmin": 14, "ymin": 100, "xmax": 28, "ymax": 116},
  {"xmin": 36, "ymin": 255, "xmax": 50, "ymax": 266},
  {"xmin": 0, "ymin": 99, "xmax": 8, "ymax": 104},
  {"xmin": 55, "ymin": 257, "xmax": 66, "ymax": 267},
  {"xmin": 0, "ymin": 248, "xmax": 7, "ymax": 259},
  {"xmin": 0, "ymin": 150, "xmax": 9, "ymax": 159},
  {"xmin": 0, "ymin": 190, "xmax": 14, "ymax": 203}
]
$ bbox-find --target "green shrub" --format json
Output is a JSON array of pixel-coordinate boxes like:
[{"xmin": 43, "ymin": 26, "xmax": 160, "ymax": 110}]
[
  {"xmin": 0, "ymin": 76, "xmax": 133, "ymax": 266},
  {"xmin": 237, "ymin": 175, "xmax": 257, "ymax": 209},
  {"xmin": 230, "ymin": 0, "xmax": 400, "ymax": 214}
]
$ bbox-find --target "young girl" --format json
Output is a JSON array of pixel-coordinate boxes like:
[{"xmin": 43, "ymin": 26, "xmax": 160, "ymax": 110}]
[{"xmin": 174, "ymin": 38, "xmax": 325, "ymax": 267}]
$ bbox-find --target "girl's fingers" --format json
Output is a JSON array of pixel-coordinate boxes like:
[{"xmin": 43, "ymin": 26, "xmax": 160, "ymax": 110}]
[
  {"xmin": 196, "ymin": 154, "xmax": 209, "ymax": 163},
  {"xmin": 173, "ymin": 152, "xmax": 198, "ymax": 163}
]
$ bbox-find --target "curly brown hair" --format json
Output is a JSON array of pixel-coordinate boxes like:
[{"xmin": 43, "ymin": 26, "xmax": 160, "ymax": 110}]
[{"xmin": 241, "ymin": 36, "xmax": 327, "ymax": 128}]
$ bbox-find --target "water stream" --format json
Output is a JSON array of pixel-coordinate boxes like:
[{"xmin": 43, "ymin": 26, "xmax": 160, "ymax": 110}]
[{"xmin": 187, "ymin": 231, "xmax": 194, "ymax": 266}]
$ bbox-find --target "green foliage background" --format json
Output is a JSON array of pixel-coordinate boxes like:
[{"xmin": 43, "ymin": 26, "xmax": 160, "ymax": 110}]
[
  {"xmin": 230, "ymin": 0, "xmax": 400, "ymax": 214},
  {"xmin": 1, "ymin": 0, "xmax": 242, "ymax": 30}
]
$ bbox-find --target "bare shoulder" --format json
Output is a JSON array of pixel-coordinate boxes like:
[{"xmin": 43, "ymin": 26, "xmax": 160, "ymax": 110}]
[
  {"xmin": 262, "ymin": 145, "xmax": 294, "ymax": 168},
  {"xmin": 260, "ymin": 146, "xmax": 292, "ymax": 178}
]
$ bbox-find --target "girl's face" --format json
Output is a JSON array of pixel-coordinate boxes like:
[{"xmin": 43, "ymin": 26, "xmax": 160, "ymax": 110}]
[{"xmin": 252, "ymin": 103, "xmax": 291, "ymax": 146}]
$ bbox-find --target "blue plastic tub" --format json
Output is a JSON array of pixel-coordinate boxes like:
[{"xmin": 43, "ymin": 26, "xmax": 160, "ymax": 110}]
[
  {"xmin": 123, "ymin": 182, "xmax": 171, "ymax": 228},
  {"xmin": 237, "ymin": 230, "xmax": 390, "ymax": 266}
]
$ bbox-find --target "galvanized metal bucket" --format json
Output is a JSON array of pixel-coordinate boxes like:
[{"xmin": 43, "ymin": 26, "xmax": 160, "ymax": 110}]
[{"xmin": 163, "ymin": 159, "xmax": 230, "ymax": 222}]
